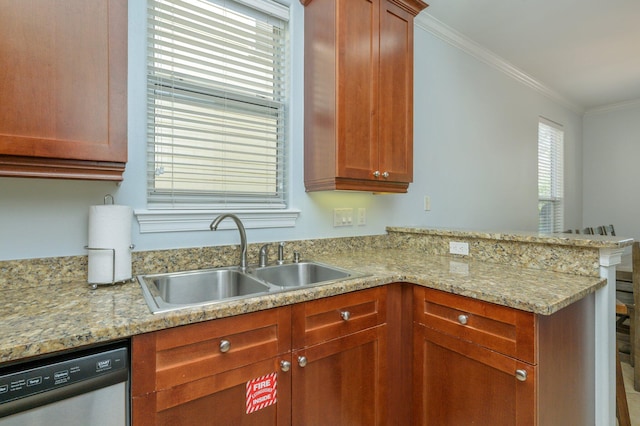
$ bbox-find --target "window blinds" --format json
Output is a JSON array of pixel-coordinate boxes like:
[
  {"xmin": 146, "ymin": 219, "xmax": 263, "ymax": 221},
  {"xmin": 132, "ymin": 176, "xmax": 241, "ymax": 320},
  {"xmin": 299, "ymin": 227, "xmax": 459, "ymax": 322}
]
[
  {"xmin": 537, "ymin": 117, "xmax": 564, "ymax": 233},
  {"xmin": 147, "ymin": 0, "xmax": 288, "ymax": 209}
]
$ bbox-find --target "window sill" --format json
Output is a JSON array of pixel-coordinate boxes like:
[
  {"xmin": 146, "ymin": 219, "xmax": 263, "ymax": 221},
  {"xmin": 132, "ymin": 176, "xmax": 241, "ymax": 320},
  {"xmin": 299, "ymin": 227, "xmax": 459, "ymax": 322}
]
[{"xmin": 134, "ymin": 209, "xmax": 300, "ymax": 233}]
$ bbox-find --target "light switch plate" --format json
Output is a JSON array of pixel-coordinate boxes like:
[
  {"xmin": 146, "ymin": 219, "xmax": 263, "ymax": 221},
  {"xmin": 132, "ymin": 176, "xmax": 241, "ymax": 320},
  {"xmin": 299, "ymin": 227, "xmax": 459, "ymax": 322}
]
[{"xmin": 333, "ymin": 208, "xmax": 353, "ymax": 227}]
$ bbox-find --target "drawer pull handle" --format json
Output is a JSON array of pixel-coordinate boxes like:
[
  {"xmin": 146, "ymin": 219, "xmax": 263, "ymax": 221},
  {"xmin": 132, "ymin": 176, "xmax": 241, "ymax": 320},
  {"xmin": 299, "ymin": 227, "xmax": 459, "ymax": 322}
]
[
  {"xmin": 340, "ymin": 311, "xmax": 351, "ymax": 321},
  {"xmin": 382, "ymin": 171, "xmax": 389, "ymax": 178},
  {"xmin": 373, "ymin": 170, "xmax": 381, "ymax": 178},
  {"xmin": 457, "ymin": 314, "xmax": 469, "ymax": 325},
  {"xmin": 219, "ymin": 339, "xmax": 231, "ymax": 353},
  {"xmin": 280, "ymin": 360, "xmax": 291, "ymax": 372},
  {"xmin": 515, "ymin": 369, "xmax": 528, "ymax": 382},
  {"xmin": 298, "ymin": 356, "xmax": 308, "ymax": 367}
]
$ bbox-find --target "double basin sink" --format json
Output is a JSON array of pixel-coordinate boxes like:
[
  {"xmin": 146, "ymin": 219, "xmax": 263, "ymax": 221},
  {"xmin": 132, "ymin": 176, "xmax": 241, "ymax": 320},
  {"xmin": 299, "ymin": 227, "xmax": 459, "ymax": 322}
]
[{"xmin": 137, "ymin": 261, "xmax": 365, "ymax": 314}]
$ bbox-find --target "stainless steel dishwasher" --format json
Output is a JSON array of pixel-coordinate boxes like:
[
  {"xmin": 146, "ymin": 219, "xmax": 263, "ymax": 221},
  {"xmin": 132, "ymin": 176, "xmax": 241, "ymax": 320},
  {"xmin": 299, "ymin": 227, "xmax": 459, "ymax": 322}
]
[{"xmin": 0, "ymin": 341, "xmax": 129, "ymax": 425}]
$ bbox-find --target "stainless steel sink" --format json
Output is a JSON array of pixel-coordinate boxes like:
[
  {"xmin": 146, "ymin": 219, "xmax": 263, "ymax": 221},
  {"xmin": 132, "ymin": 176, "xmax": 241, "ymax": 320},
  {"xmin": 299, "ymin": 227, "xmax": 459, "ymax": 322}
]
[
  {"xmin": 138, "ymin": 268, "xmax": 272, "ymax": 314},
  {"xmin": 137, "ymin": 261, "xmax": 365, "ymax": 314},
  {"xmin": 250, "ymin": 261, "xmax": 360, "ymax": 288}
]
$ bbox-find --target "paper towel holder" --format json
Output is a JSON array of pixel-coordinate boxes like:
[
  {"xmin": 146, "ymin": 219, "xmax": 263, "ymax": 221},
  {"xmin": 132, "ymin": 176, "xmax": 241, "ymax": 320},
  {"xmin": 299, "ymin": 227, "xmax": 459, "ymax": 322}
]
[{"xmin": 84, "ymin": 244, "xmax": 135, "ymax": 289}]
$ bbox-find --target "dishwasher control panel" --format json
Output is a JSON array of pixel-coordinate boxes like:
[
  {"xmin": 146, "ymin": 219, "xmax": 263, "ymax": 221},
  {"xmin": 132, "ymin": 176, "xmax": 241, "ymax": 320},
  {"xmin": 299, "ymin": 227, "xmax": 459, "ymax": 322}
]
[{"xmin": 0, "ymin": 346, "xmax": 128, "ymax": 405}]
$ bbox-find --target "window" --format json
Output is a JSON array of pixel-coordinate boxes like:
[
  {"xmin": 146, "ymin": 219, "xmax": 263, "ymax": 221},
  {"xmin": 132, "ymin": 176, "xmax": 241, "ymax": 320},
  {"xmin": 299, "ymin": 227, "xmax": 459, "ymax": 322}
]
[
  {"xmin": 147, "ymin": 0, "xmax": 288, "ymax": 210},
  {"xmin": 537, "ymin": 117, "xmax": 564, "ymax": 233}
]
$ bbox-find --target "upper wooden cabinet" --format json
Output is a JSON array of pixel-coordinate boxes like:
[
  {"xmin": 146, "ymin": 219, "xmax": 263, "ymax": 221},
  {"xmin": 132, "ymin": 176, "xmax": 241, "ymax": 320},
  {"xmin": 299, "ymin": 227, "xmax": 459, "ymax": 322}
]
[
  {"xmin": 0, "ymin": 0, "xmax": 127, "ymax": 181},
  {"xmin": 302, "ymin": 0, "xmax": 427, "ymax": 193}
]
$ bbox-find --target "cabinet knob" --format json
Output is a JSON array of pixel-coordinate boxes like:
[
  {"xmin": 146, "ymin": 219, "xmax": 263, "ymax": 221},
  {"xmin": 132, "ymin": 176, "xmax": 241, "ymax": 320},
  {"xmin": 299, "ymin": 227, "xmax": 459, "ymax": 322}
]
[
  {"xmin": 515, "ymin": 369, "xmax": 528, "ymax": 382},
  {"xmin": 373, "ymin": 170, "xmax": 381, "ymax": 178},
  {"xmin": 219, "ymin": 339, "xmax": 231, "ymax": 353},
  {"xmin": 382, "ymin": 171, "xmax": 389, "ymax": 178},
  {"xmin": 298, "ymin": 356, "xmax": 308, "ymax": 367},
  {"xmin": 280, "ymin": 360, "xmax": 291, "ymax": 372},
  {"xmin": 340, "ymin": 311, "xmax": 351, "ymax": 321},
  {"xmin": 457, "ymin": 314, "xmax": 469, "ymax": 325}
]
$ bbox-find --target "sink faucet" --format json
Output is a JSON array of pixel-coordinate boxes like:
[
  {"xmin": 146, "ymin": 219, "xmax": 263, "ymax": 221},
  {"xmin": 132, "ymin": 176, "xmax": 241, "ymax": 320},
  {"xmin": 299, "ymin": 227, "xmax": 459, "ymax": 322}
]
[{"xmin": 210, "ymin": 214, "xmax": 247, "ymax": 271}]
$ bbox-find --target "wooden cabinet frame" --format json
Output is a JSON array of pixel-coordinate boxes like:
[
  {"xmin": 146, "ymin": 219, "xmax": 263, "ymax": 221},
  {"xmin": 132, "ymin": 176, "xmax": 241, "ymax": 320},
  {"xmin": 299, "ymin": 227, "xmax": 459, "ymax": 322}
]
[
  {"xmin": 302, "ymin": 0, "xmax": 427, "ymax": 193},
  {"xmin": 0, "ymin": 0, "xmax": 127, "ymax": 180}
]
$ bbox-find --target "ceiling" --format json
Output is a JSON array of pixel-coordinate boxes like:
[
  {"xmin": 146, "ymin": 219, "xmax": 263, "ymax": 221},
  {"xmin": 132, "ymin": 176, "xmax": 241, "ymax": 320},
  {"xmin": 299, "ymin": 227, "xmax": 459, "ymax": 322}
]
[{"xmin": 421, "ymin": 0, "xmax": 640, "ymax": 112}]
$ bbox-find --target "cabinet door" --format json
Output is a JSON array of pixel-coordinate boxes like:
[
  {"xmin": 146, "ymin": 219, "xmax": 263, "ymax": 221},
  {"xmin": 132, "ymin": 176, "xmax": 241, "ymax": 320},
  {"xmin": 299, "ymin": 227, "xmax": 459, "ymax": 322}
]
[
  {"xmin": 131, "ymin": 307, "xmax": 292, "ymax": 425},
  {"xmin": 291, "ymin": 325, "xmax": 387, "ymax": 426},
  {"xmin": 0, "ymin": 0, "xmax": 127, "ymax": 180},
  {"xmin": 378, "ymin": 0, "xmax": 413, "ymax": 184},
  {"xmin": 133, "ymin": 355, "xmax": 292, "ymax": 426},
  {"xmin": 335, "ymin": 0, "xmax": 379, "ymax": 181},
  {"xmin": 413, "ymin": 324, "xmax": 536, "ymax": 425}
]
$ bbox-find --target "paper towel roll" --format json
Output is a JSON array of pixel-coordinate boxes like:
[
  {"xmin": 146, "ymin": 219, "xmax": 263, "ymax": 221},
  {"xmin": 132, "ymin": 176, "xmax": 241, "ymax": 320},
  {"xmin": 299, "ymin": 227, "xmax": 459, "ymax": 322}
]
[{"xmin": 88, "ymin": 204, "xmax": 132, "ymax": 284}]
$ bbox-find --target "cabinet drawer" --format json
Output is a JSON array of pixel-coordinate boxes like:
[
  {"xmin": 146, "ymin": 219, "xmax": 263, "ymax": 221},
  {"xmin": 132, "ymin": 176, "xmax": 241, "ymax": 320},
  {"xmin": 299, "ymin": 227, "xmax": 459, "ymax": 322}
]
[
  {"xmin": 132, "ymin": 307, "xmax": 291, "ymax": 393},
  {"xmin": 292, "ymin": 287, "xmax": 387, "ymax": 349},
  {"xmin": 413, "ymin": 287, "xmax": 536, "ymax": 364}
]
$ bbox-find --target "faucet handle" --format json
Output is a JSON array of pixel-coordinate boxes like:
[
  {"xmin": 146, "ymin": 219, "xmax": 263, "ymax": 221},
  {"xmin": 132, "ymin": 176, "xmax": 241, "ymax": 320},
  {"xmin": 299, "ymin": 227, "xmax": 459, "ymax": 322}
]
[
  {"xmin": 259, "ymin": 244, "xmax": 270, "ymax": 267},
  {"xmin": 277, "ymin": 242, "xmax": 285, "ymax": 265}
]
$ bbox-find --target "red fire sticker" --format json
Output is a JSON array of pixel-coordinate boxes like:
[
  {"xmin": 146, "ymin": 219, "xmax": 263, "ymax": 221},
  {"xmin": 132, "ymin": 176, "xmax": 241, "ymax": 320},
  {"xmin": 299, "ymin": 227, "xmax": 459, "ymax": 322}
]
[{"xmin": 246, "ymin": 372, "xmax": 277, "ymax": 414}]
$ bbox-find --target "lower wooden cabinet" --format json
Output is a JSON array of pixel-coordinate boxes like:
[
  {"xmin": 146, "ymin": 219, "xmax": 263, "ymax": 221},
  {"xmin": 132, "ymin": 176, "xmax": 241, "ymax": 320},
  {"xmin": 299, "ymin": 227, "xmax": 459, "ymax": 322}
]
[
  {"xmin": 132, "ymin": 287, "xmax": 387, "ymax": 425},
  {"xmin": 290, "ymin": 286, "xmax": 388, "ymax": 425},
  {"xmin": 413, "ymin": 287, "xmax": 595, "ymax": 425},
  {"xmin": 131, "ymin": 284, "xmax": 594, "ymax": 425},
  {"xmin": 131, "ymin": 307, "xmax": 292, "ymax": 425},
  {"xmin": 291, "ymin": 325, "xmax": 387, "ymax": 425},
  {"xmin": 413, "ymin": 324, "xmax": 536, "ymax": 425}
]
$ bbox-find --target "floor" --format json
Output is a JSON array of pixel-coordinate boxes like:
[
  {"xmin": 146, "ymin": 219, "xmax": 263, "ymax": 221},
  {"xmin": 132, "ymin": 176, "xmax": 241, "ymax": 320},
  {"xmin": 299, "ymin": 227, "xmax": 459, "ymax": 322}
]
[
  {"xmin": 620, "ymin": 359, "xmax": 640, "ymax": 425},
  {"xmin": 619, "ymin": 324, "xmax": 640, "ymax": 425}
]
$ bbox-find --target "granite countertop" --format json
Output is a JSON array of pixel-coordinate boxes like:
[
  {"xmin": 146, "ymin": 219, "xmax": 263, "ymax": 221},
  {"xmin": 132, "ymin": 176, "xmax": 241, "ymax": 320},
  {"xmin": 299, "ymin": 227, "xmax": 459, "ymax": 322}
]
[
  {"xmin": 0, "ymin": 247, "xmax": 606, "ymax": 365},
  {"xmin": 387, "ymin": 226, "xmax": 634, "ymax": 249}
]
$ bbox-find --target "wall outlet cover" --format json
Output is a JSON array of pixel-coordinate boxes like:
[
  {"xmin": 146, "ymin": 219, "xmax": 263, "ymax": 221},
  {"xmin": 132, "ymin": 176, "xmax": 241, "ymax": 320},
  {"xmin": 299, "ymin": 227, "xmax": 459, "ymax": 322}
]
[{"xmin": 449, "ymin": 241, "xmax": 469, "ymax": 256}]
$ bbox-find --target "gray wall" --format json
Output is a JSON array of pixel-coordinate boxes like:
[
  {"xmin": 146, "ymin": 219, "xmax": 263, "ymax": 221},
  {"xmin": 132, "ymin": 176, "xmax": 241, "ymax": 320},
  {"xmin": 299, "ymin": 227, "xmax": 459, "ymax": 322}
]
[
  {"xmin": 0, "ymin": 2, "xmax": 584, "ymax": 261},
  {"xmin": 583, "ymin": 103, "xmax": 640, "ymax": 241}
]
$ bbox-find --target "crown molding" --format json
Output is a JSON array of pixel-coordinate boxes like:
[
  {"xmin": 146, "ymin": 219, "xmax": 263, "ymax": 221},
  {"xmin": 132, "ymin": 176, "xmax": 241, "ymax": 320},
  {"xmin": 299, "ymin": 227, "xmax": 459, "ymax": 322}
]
[
  {"xmin": 414, "ymin": 13, "xmax": 584, "ymax": 115},
  {"xmin": 584, "ymin": 98, "xmax": 640, "ymax": 116}
]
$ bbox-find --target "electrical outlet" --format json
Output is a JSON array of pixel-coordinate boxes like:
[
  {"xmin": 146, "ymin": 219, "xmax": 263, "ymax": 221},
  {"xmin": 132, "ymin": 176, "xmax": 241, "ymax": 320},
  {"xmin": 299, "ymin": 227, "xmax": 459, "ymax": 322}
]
[
  {"xmin": 424, "ymin": 196, "xmax": 431, "ymax": 211},
  {"xmin": 449, "ymin": 241, "xmax": 469, "ymax": 256},
  {"xmin": 333, "ymin": 208, "xmax": 354, "ymax": 227},
  {"xmin": 357, "ymin": 208, "xmax": 366, "ymax": 225}
]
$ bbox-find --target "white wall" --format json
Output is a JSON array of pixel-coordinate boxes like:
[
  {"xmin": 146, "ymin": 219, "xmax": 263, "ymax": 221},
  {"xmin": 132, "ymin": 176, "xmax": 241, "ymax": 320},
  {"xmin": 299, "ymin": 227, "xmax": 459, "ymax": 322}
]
[
  {"xmin": 389, "ymin": 21, "xmax": 584, "ymax": 232},
  {"xmin": 583, "ymin": 103, "xmax": 640, "ymax": 241},
  {"xmin": 0, "ymin": 3, "xmax": 583, "ymax": 261}
]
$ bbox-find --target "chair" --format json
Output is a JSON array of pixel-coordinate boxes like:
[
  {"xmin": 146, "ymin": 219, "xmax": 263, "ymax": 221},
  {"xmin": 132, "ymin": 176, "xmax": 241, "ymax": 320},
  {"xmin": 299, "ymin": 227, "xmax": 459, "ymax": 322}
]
[
  {"xmin": 574, "ymin": 227, "xmax": 594, "ymax": 235},
  {"xmin": 597, "ymin": 224, "xmax": 616, "ymax": 236},
  {"xmin": 616, "ymin": 242, "xmax": 640, "ymax": 390},
  {"xmin": 606, "ymin": 224, "xmax": 617, "ymax": 236}
]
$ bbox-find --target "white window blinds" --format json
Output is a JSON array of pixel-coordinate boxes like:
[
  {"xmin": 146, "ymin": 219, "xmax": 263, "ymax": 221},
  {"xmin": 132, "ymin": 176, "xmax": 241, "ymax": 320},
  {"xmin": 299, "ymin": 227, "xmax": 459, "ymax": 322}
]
[
  {"xmin": 537, "ymin": 117, "xmax": 564, "ymax": 233},
  {"xmin": 147, "ymin": 0, "xmax": 288, "ymax": 209}
]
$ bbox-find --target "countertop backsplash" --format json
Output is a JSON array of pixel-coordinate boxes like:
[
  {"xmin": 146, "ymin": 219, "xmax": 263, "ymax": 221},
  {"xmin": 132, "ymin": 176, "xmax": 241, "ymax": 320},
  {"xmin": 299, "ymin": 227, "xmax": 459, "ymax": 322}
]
[{"xmin": 1, "ymin": 228, "xmax": 630, "ymax": 287}]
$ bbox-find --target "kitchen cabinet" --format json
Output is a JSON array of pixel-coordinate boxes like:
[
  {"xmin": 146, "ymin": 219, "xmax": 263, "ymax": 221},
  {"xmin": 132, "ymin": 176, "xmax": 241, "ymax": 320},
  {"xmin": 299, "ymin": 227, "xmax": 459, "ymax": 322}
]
[
  {"xmin": 131, "ymin": 287, "xmax": 388, "ymax": 425},
  {"xmin": 131, "ymin": 307, "xmax": 293, "ymax": 425},
  {"xmin": 302, "ymin": 0, "xmax": 427, "ymax": 193},
  {"xmin": 413, "ymin": 287, "xmax": 595, "ymax": 425},
  {"xmin": 0, "ymin": 0, "xmax": 127, "ymax": 181},
  {"xmin": 291, "ymin": 287, "xmax": 388, "ymax": 425}
]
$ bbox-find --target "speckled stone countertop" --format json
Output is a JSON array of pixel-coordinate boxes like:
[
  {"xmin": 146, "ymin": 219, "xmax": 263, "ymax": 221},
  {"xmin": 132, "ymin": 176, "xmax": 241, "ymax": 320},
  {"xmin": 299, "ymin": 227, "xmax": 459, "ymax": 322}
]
[
  {"xmin": 387, "ymin": 226, "xmax": 634, "ymax": 249},
  {"xmin": 0, "ymin": 246, "xmax": 606, "ymax": 365}
]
